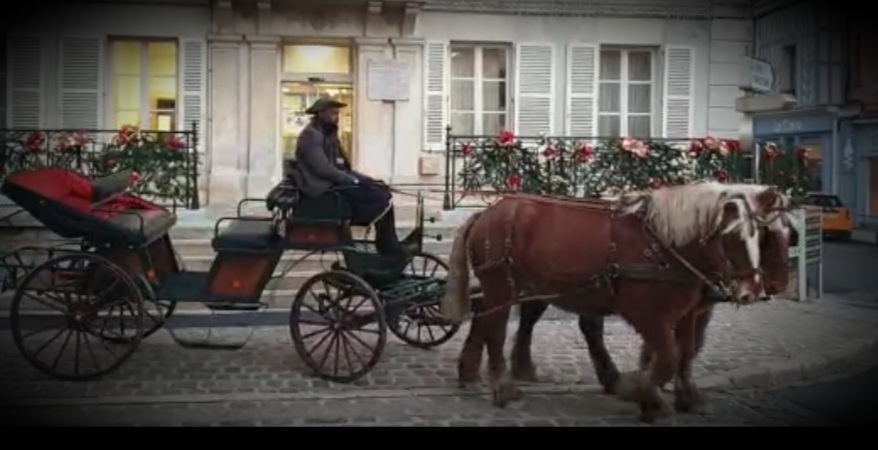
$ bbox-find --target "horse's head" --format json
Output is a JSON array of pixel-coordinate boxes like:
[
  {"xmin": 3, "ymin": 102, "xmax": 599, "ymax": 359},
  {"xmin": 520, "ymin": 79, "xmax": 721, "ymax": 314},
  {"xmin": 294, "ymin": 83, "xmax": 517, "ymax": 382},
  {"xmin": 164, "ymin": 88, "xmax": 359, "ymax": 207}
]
[
  {"xmin": 623, "ymin": 182, "xmax": 766, "ymax": 304},
  {"xmin": 708, "ymin": 192, "xmax": 765, "ymax": 304},
  {"xmin": 750, "ymin": 186, "xmax": 796, "ymax": 296}
]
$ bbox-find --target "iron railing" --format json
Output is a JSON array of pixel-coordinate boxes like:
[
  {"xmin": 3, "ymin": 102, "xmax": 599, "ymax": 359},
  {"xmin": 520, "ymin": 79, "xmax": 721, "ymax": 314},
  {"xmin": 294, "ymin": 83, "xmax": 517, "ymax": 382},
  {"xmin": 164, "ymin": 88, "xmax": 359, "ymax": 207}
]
[
  {"xmin": 0, "ymin": 122, "xmax": 201, "ymax": 217},
  {"xmin": 441, "ymin": 126, "xmax": 751, "ymax": 210}
]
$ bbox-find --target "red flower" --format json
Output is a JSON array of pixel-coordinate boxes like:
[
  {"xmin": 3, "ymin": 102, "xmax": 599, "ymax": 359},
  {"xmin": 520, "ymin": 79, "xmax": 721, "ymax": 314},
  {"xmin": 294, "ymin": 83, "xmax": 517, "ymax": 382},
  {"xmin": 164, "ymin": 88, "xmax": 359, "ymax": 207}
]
[
  {"xmin": 497, "ymin": 130, "xmax": 516, "ymax": 147},
  {"xmin": 506, "ymin": 174, "xmax": 523, "ymax": 190},
  {"xmin": 689, "ymin": 139, "xmax": 704, "ymax": 156},
  {"xmin": 575, "ymin": 144, "xmax": 594, "ymax": 163},
  {"xmin": 716, "ymin": 170, "xmax": 730, "ymax": 183},
  {"xmin": 542, "ymin": 146, "xmax": 558, "ymax": 160},
  {"xmin": 25, "ymin": 132, "xmax": 45, "ymax": 152},
  {"xmin": 461, "ymin": 142, "xmax": 475, "ymax": 157},
  {"xmin": 651, "ymin": 180, "xmax": 663, "ymax": 190},
  {"xmin": 723, "ymin": 139, "xmax": 740, "ymax": 153},
  {"xmin": 168, "ymin": 136, "xmax": 186, "ymax": 151},
  {"xmin": 118, "ymin": 125, "xmax": 139, "ymax": 145},
  {"xmin": 130, "ymin": 171, "xmax": 142, "ymax": 184}
]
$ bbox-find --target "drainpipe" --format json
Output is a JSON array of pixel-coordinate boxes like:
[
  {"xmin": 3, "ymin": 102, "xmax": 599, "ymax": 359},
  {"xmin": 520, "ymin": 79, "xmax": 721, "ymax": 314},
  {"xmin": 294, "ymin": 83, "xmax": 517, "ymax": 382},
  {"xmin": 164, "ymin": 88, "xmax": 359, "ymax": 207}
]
[{"xmin": 388, "ymin": 37, "xmax": 398, "ymax": 185}]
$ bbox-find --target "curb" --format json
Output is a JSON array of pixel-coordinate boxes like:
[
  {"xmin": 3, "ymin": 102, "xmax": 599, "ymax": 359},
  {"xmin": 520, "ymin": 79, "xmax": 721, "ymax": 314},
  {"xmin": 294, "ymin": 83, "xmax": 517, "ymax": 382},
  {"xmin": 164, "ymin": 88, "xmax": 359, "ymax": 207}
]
[{"xmin": 698, "ymin": 338, "xmax": 878, "ymax": 391}]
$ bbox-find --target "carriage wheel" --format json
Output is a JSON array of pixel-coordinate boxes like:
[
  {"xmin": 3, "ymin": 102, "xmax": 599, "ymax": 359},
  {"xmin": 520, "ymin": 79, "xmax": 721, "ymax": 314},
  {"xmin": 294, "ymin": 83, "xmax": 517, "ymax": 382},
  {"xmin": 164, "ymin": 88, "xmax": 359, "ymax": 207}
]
[
  {"xmin": 388, "ymin": 252, "xmax": 460, "ymax": 349},
  {"xmin": 127, "ymin": 276, "xmax": 176, "ymax": 341},
  {"xmin": 290, "ymin": 270, "xmax": 387, "ymax": 383},
  {"xmin": 9, "ymin": 253, "xmax": 145, "ymax": 381}
]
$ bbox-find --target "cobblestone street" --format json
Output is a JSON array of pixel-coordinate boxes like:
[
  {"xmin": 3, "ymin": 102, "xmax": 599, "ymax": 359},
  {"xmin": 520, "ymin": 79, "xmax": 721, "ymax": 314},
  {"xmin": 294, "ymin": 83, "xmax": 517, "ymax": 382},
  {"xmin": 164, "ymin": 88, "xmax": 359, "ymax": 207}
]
[
  {"xmin": 0, "ymin": 386, "xmax": 845, "ymax": 426},
  {"xmin": 1, "ymin": 297, "xmax": 877, "ymax": 426}
]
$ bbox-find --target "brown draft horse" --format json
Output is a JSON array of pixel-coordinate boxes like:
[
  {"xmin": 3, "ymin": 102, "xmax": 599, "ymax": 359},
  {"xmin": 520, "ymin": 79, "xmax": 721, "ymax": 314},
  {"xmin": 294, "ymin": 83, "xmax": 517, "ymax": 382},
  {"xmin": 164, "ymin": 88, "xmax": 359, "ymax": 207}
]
[
  {"xmin": 440, "ymin": 182, "xmax": 773, "ymax": 422},
  {"xmin": 510, "ymin": 184, "xmax": 796, "ymax": 414}
]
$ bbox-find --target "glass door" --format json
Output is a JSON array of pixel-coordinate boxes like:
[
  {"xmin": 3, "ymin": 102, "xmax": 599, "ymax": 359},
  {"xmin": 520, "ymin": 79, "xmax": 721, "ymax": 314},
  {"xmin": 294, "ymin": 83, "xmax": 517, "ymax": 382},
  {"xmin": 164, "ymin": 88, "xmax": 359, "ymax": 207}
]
[{"xmin": 281, "ymin": 82, "xmax": 354, "ymax": 161}]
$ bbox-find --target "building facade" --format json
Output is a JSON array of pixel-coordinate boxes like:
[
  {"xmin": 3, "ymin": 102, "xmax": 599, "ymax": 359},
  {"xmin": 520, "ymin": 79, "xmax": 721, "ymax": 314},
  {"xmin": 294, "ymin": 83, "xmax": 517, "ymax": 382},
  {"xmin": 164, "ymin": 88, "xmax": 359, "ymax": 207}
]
[
  {"xmin": 4, "ymin": 0, "xmax": 753, "ymax": 207},
  {"xmin": 748, "ymin": 0, "xmax": 850, "ymax": 201},
  {"xmin": 844, "ymin": 9, "xmax": 878, "ymax": 229}
]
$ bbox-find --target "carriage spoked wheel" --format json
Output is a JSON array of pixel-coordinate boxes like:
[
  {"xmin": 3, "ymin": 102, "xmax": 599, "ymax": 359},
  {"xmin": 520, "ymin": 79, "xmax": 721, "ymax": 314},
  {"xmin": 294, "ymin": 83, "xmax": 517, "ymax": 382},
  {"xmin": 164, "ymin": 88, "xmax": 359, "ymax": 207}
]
[
  {"xmin": 290, "ymin": 270, "xmax": 387, "ymax": 383},
  {"xmin": 9, "ymin": 253, "xmax": 145, "ymax": 381},
  {"xmin": 124, "ymin": 276, "xmax": 176, "ymax": 341},
  {"xmin": 388, "ymin": 252, "xmax": 460, "ymax": 349}
]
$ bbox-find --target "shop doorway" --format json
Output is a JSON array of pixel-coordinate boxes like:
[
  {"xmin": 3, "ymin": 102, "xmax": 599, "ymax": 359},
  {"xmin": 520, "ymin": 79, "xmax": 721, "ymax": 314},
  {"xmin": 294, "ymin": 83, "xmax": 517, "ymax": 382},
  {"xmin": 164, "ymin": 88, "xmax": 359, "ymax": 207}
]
[{"xmin": 280, "ymin": 44, "xmax": 355, "ymax": 163}]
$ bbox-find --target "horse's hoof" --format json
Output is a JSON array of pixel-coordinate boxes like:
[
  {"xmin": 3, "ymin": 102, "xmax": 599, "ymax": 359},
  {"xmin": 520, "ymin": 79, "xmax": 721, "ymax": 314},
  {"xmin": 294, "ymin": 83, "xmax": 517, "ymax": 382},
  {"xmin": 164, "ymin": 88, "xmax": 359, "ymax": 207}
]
[
  {"xmin": 674, "ymin": 390, "xmax": 707, "ymax": 414},
  {"xmin": 615, "ymin": 372, "xmax": 641, "ymax": 403},
  {"xmin": 638, "ymin": 399, "xmax": 672, "ymax": 423},
  {"xmin": 511, "ymin": 365, "xmax": 539, "ymax": 382},
  {"xmin": 490, "ymin": 382, "xmax": 521, "ymax": 408}
]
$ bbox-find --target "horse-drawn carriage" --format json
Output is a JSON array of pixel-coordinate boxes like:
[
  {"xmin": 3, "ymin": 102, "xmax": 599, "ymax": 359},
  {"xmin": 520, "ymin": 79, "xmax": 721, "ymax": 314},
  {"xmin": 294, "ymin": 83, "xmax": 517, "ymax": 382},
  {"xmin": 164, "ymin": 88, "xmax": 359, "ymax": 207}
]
[{"xmin": 0, "ymin": 165, "xmax": 459, "ymax": 382}]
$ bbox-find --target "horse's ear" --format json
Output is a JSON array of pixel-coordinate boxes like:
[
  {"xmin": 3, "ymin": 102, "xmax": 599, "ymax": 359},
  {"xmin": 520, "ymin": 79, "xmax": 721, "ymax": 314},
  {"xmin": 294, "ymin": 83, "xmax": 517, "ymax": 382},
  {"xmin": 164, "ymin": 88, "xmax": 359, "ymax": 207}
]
[{"xmin": 756, "ymin": 186, "xmax": 781, "ymax": 210}]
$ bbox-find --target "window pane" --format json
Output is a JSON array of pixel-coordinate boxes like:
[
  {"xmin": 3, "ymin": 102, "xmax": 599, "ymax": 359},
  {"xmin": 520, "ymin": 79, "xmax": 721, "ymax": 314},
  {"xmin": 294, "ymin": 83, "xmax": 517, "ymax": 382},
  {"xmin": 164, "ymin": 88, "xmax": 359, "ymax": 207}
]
[
  {"xmin": 599, "ymin": 82, "xmax": 620, "ymax": 113},
  {"xmin": 450, "ymin": 47, "xmax": 475, "ymax": 78},
  {"xmin": 628, "ymin": 51, "xmax": 652, "ymax": 81},
  {"xmin": 113, "ymin": 41, "xmax": 142, "ymax": 75},
  {"xmin": 282, "ymin": 45, "xmax": 350, "ymax": 74},
  {"xmin": 482, "ymin": 113, "xmax": 506, "ymax": 136},
  {"xmin": 600, "ymin": 50, "xmax": 621, "ymax": 80},
  {"xmin": 148, "ymin": 77, "xmax": 177, "ymax": 110},
  {"xmin": 482, "ymin": 80, "xmax": 506, "ymax": 111},
  {"xmin": 149, "ymin": 112, "xmax": 176, "ymax": 132},
  {"xmin": 598, "ymin": 115, "xmax": 620, "ymax": 137},
  {"xmin": 148, "ymin": 42, "xmax": 177, "ymax": 76},
  {"xmin": 450, "ymin": 79, "xmax": 474, "ymax": 110},
  {"xmin": 628, "ymin": 116, "xmax": 650, "ymax": 138},
  {"xmin": 115, "ymin": 75, "xmax": 141, "ymax": 110},
  {"xmin": 451, "ymin": 112, "xmax": 475, "ymax": 135},
  {"xmin": 482, "ymin": 48, "xmax": 506, "ymax": 79},
  {"xmin": 628, "ymin": 84, "xmax": 651, "ymax": 113},
  {"xmin": 115, "ymin": 110, "xmax": 141, "ymax": 129}
]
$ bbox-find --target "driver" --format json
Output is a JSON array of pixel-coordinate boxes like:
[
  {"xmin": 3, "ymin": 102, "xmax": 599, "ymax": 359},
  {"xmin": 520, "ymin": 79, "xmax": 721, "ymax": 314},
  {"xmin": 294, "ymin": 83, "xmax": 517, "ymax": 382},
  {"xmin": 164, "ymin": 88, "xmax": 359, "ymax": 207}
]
[{"xmin": 291, "ymin": 96, "xmax": 415, "ymax": 256}]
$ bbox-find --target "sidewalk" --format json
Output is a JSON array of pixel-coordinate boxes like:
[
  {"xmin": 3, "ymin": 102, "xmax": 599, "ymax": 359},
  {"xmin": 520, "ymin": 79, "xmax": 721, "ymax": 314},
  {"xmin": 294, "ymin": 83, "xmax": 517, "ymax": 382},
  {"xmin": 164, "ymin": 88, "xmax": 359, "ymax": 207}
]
[
  {"xmin": 2, "ymin": 297, "xmax": 877, "ymax": 407},
  {"xmin": 852, "ymin": 228, "xmax": 877, "ymax": 245}
]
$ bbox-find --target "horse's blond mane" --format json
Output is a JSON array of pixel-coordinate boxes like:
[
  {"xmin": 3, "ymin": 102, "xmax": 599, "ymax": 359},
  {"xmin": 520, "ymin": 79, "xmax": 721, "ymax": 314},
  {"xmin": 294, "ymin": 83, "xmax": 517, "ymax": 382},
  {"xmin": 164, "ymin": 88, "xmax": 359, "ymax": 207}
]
[{"xmin": 621, "ymin": 181, "xmax": 749, "ymax": 247}]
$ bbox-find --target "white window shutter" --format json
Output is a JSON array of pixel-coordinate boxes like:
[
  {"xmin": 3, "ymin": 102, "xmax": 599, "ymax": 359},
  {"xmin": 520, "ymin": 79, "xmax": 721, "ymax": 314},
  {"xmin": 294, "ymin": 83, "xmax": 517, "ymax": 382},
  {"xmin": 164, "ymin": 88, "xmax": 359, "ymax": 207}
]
[
  {"xmin": 566, "ymin": 44, "xmax": 597, "ymax": 137},
  {"xmin": 514, "ymin": 43, "xmax": 555, "ymax": 136},
  {"xmin": 423, "ymin": 40, "xmax": 447, "ymax": 151},
  {"xmin": 59, "ymin": 36, "xmax": 102, "ymax": 130},
  {"xmin": 180, "ymin": 38, "xmax": 206, "ymax": 151},
  {"xmin": 662, "ymin": 45, "xmax": 694, "ymax": 139},
  {"xmin": 9, "ymin": 35, "xmax": 43, "ymax": 128}
]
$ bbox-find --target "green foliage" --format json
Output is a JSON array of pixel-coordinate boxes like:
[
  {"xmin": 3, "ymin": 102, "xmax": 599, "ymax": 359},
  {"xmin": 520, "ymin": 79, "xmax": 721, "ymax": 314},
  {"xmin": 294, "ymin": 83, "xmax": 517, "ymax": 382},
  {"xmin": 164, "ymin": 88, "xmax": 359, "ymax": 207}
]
[
  {"xmin": 758, "ymin": 142, "xmax": 813, "ymax": 199},
  {"xmin": 454, "ymin": 132, "xmax": 751, "ymax": 199},
  {"xmin": 1, "ymin": 126, "xmax": 199, "ymax": 208}
]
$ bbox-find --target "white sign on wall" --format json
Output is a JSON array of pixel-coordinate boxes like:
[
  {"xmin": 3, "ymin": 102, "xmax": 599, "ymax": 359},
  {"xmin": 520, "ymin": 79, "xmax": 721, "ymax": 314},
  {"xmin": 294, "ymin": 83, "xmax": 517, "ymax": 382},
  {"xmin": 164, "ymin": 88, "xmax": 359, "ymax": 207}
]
[
  {"xmin": 367, "ymin": 59, "xmax": 411, "ymax": 102},
  {"xmin": 739, "ymin": 57, "xmax": 775, "ymax": 94}
]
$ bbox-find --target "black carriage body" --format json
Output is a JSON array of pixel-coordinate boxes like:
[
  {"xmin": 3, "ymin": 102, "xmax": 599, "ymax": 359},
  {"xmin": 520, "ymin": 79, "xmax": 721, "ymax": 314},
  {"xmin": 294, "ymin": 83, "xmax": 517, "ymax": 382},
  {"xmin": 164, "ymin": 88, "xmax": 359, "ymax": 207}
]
[{"xmin": 1, "ymin": 165, "xmax": 456, "ymax": 383}]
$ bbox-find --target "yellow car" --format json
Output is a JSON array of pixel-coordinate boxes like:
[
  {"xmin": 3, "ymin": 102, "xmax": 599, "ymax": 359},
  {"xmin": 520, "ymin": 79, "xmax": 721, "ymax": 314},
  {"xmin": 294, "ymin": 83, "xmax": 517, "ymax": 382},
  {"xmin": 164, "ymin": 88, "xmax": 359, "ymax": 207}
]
[{"xmin": 803, "ymin": 192, "xmax": 853, "ymax": 240}]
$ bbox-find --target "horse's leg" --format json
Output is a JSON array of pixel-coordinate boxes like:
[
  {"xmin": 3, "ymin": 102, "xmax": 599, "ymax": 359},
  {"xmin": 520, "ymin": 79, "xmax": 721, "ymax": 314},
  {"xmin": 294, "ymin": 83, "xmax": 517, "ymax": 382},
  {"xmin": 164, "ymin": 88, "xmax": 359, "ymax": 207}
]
[
  {"xmin": 457, "ymin": 318, "xmax": 485, "ymax": 388},
  {"xmin": 617, "ymin": 321, "xmax": 677, "ymax": 423},
  {"xmin": 481, "ymin": 279, "xmax": 519, "ymax": 407},
  {"xmin": 674, "ymin": 306, "xmax": 713, "ymax": 413},
  {"xmin": 578, "ymin": 314, "xmax": 621, "ymax": 394},
  {"xmin": 511, "ymin": 301, "xmax": 549, "ymax": 382}
]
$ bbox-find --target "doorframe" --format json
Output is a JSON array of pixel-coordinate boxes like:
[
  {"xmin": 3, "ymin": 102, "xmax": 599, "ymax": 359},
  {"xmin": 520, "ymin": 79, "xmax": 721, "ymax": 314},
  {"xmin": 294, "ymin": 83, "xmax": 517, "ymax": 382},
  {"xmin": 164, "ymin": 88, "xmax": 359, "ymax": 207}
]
[{"xmin": 277, "ymin": 41, "xmax": 357, "ymax": 181}]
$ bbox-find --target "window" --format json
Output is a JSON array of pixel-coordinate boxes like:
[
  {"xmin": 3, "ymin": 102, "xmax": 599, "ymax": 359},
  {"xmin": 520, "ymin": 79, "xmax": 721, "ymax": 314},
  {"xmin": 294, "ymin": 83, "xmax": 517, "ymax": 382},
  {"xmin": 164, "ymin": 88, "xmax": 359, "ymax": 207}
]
[
  {"xmin": 110, "ymin": 39, "xmax": 178, "ymax": 130},
  {"xmin": 282, "ymin": 45, "xmax": 351, "ymax": 74},
  {"xmin": 598, "ymin": 48, "xmax": 655, "ymax": 138},
  {"xmin": 851, "ymin": 34, "xmax": 862, "ymax": 88},
  {"xmin": 780, "ymin": 44, "xmax": 797, "ymax": 95},
  {"xmin": 449, "ymin": 45, "xmax": 510, "ymax": 136},
  {"xmin": 870, "ymin": 158, "xmax": 878, "ymax": 215},
  {"xmin": 1, "ymin": 33, "xmax": 6, "ymax": 128}
]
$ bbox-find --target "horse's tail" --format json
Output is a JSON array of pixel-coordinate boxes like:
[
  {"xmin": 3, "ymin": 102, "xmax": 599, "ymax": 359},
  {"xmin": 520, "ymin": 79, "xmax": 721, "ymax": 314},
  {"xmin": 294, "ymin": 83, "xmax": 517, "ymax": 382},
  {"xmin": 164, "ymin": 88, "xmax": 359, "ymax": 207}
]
[{"xmin": 441, "ymin": 211, "xmax": 483, "ymax": 323}]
